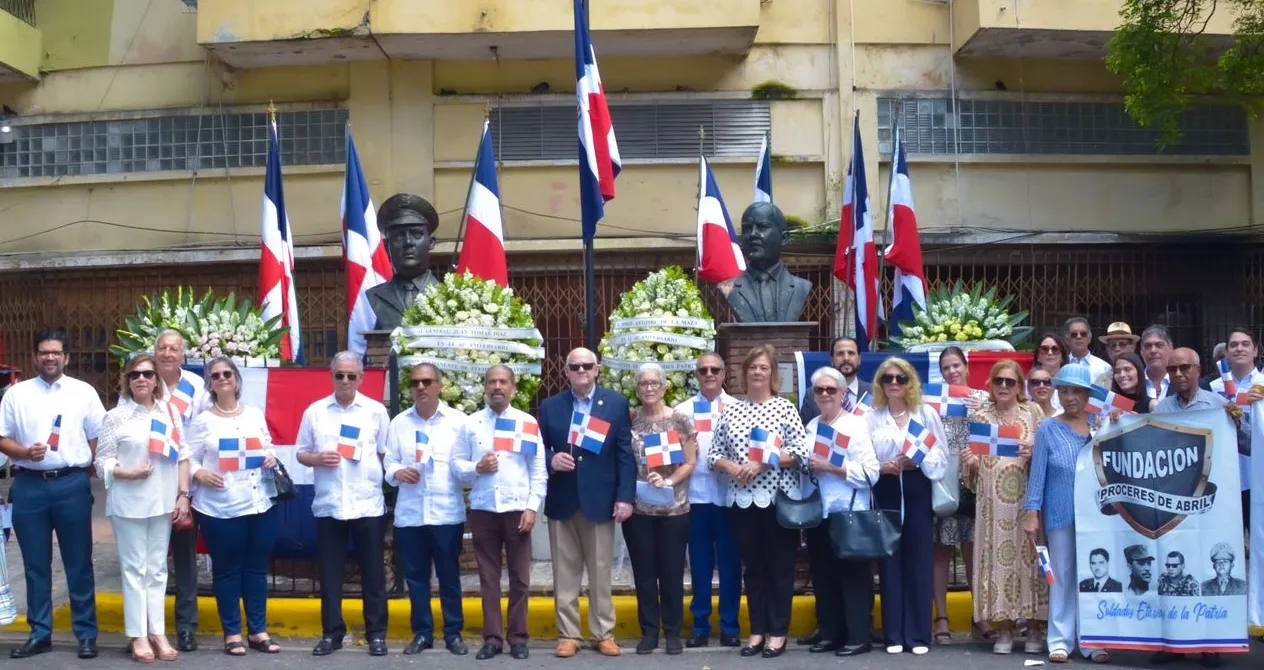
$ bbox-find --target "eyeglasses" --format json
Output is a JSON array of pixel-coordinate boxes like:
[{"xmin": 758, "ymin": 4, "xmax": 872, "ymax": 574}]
[
  {"xmin": 992, "ymin": 377, "xmax": 1019, "ymax": 388},
  {"xmin": 813, "ymin": 386, "xmax": 839, "ymax": 396},
  {"xmin": 334, "ymin": 372, "xmax": 360, "ymax": 381},
  {"xmin": 410, "ymin": 378, "xmax": 437, "ymax": 388},
  {"xmin": 127, "ymin": 370, "xmax": 156, "ymax": 381},
  {"xmin": 880, "ymin": 374, "xmax": 910, "ymax": 386},
  {"xmin": 1039, "ymin": 345, "xmax": 1061, "ymax": 354},
  {"xmin": 637, "ymin": 381, "xmax": 662, "ymax": 390},
  {"xmin": 1068, "ymin": 331, "xmax": 1090, "ymax": 339},
  {"xmin": 1165, "ymin": 364, "xmax": 1194, "ymax": 376},
  {"xmin": 1028, "ymin": 378, "xmax": 1053, "ymax": 388},
  {"xmin": 697, "ymin": 366, "xmax": 723, "ymax": 376},
  {"xmin": 568, "ymin": 363, "xmax": 596, "ymax": 372},
  {"xmin": 209, "ymin": 370, "xmax": 234, "ymax": 381}
]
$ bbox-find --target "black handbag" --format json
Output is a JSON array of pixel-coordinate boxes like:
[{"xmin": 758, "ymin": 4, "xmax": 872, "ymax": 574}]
[
  {"xmin": 827, "ymin": 487, "xmax": 902, "ymax": 560},
  {"xmin": 269, "ymin": 461, "xmax": 297, "ymax": 502},
  {"xmin": 775, "ymin": 473, "xmax": 823, "ymax": 530}
]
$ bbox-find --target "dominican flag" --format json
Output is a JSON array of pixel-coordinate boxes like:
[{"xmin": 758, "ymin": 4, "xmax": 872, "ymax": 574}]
[
  {"xmin": 835, "ymin": 112, "xmax": 882, "ymax": 350},
  {"xmin": 643, "ymin": 431, "xmax": 684, "ymax": 468},
  {"xmin": 852, "ymin": 393, "xmax": 872, "ymax": 418},
  {"xmin": 1087, "ymin": 384, "xmax": 1136, "ymax": 414},
  {"xmin": 575, "ymin": 0, "xmax": 620, "ymax": 242},
  {"xmin": 169, "ymin": 378, "xmax": 197, "ymax": 419},
  {"xmin": 812, "ymin": 423, "xmax": 850, "ymax": 467},
  {"xmin": 336, "ymin": 424, "xmax": 362, "ymax": 461},
  {"xmin": 414, "ymin": 430, "xmax": 431, "ymax": 465},
  {"xmin": 219, "ymin": 436, "xmax": 266, "ymax": 472},
  {"xmin": 1218, "ymin": 359, "xmax": 1238, "ymax": 397},
  {"xmin": 1036, "ymin": 544, "xmax": 1055, "ymax": 585},
  {"xmin": 883, "ymin": 127, "xmax": 927, "ymax": 337},
  {"xmin": 754, "ymin": 130, "xmax": 772, "ymax": 203},
  {"xmin": 693, "ymin": 399, "xmax": 720, "ymax": 433},
  {"xmin": 342, "ymin": 129, "xmax": 393, "ymax": 357},
  {"xmin": 902, "ymin": 419, "xmax": 936, "ymax": 465},
  {"xmin": 456, "ymin": 119, "xmax": 509, "ymax": 286},
  {"xmin": 47, "ymin": 414, "xmax": 61, "ymax": 450},
  {"xmin": 569, "ymin": 411, "xmax": 611, "ymax": 454},
  {"xmin": 923, "ymin": 383, "xmax": 971, "ymax": 418},
  {"xmin": 968, "ymin": 422, "xmax": 1022, "ymax": 457},
  {"xmin": 148, "ymin": 418, "xmax": 178, "ymax": 462},
  {"xmin": 696, "ymin": 155, "xmax": 746, "ymax": 283},
  {"xmin": 259, "ymin": 117, "xmax": 302, "ymax": 363},
  {"xmin": 748, "ymin": 427, "xmax": 783, "ymax": 468},
  {"xmin": 493, "ymin": 416, "xmax": 541, "ymax": 456}
]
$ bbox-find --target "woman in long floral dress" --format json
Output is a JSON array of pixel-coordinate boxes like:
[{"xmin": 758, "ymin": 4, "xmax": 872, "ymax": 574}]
[{"xmin": 965, "ymin": 359, "xmax": 1049, "ymax": 655}]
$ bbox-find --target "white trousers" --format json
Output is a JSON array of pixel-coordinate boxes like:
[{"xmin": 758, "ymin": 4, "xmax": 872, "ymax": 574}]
[
  {"xmin": 1046, "ymin": 526, "xmax": 1090, "ymax": 658},
  {"xmin": 111, "ymin": 514, "xmax": 172, "ymax": 638}
]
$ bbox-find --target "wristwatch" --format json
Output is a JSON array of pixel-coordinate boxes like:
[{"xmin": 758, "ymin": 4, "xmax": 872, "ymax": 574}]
[
  {"xmin": 178, "ymin": 490, "xmax": 191, "ymax": 500},
  {"xmin": 664, "ymin": 478, "xmax": 674, "ymax": 488}
]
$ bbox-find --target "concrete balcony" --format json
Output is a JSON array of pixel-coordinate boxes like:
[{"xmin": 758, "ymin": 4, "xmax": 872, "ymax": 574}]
[
  {"xmin": 198, "ymin": 0, "xmax": 762, "ymax": 68},
  {"xmin": 952, "ymin": 0, "xmax": 1235, "ymax": 59},
  {"xmin": 0, "ymin": 1, "xmax": 40, "ymax": 82}
]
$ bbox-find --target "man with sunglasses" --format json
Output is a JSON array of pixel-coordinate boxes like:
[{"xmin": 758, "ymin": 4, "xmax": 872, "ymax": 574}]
[
  {"xmin": 800, "ymin": 337, "xmax": 871, "ymax": 425},
  {"xmin": 0, "ymin": 329, "xmax": 106, "ymax": 660},
  {"xmin": 539, "ymin": 348, "xmax": 635, "ymax": 658},
  {"xmin": 1063, "ymin": 317, "xmax": 1112, "ymax": 388},
  {"xmin": 296, "ymin": 352, "xmax": 392, "ymax": 657},
  {"xmin": 671, "ymin": 353, "xmax": 740, "ymax": 648}
]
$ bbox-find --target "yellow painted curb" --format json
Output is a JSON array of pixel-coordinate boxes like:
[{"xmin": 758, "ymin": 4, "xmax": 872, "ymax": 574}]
[{"xmin": 8, "ymin": 594, "xmax": 1264, "ymax": 640}]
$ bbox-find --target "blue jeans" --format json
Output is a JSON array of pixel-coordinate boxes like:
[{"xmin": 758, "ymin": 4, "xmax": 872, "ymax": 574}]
[
  {"xmin": 196, "ymin": 508, "xmax": 279, "ymax": 637},
  {"xmin": 395, "ymin": 523, "xmax": 465, "ymax": 639},
  {"xmin": 10, "ymin": 469, "xmax": 97, "ymax": 641},
  {"xmin": 687, "ymin": 503, "xmax": 741, "ymax": 637}
]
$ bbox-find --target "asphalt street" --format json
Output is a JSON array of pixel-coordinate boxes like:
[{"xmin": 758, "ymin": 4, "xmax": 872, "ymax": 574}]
[{"xmin": 0, "ymin": 635, "xmax": 1259, "ymax": 670}]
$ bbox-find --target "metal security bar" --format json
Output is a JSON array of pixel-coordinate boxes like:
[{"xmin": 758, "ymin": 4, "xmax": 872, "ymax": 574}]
[{"xmin": 0, "ymin": 0, "xmax": 36, "ymax": 26}]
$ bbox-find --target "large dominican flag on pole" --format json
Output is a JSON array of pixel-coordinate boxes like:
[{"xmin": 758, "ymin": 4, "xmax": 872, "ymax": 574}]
[
  {"xmin": 883, "ymin": 128, "xmax": 927, "ymax": 338},
  {"xmin": 342, "ymin": 129, "xmax": 392, "ymax": 357},
  {"xmin": 457, "ymin": 119, "xmax": 509, "ymax": 286},
  {"xmin": 835, "ymin": 112, "xmax": 882, "ymax": 350},
  {"xmin": 259, "ymin": 117, "xmax": 303, "ymax": 363},
  {"xmin": 754, "ymin": 130, "xmax": 772, "ymax": 203},
  {"xmin": 575, "ymin": 0, "xmax": 620, "ymax": 242},
  {"xmin": 696, "ymin": 155, "xmax": 746, "ymax": 283}
]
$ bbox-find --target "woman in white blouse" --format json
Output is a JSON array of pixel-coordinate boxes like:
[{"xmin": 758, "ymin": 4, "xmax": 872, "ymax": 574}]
[
  {"xmin": 802, "ymin": 366, "xmax": 879, "ymax": 657},
  {"xmin": 95, "ymin": 354, "xmax": 191, "ymax": 663},
  {"xmin": 709, "ymin": 345, "xmax": 809, "ymax": 659},
  {"xmin": 187, "ymin": 356, "xmax": 281, "ymax": 657},
  {"xmin": 866, "ymin": 357, "xmax": 947, "ymax": 656}
]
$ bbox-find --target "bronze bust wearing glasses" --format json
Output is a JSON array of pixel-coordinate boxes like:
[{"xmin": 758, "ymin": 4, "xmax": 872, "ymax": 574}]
[{"xmin": 366, "ymin": 193, "xmax": 441, "ymax": 332}]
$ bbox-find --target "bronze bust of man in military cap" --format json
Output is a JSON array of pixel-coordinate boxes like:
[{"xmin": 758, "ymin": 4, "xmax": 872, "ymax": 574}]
[
  {"xmin": 724, "ymin": 202, "xmax": 812, "ymax": 323},
  {"xmin": 366, "ymin": 193, "xmax": 440, "ymax": 331}
]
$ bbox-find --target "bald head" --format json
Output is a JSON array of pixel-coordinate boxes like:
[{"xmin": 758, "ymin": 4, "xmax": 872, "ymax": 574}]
[
  {"xmin": 1169, "ymin": 347, "xmax": 1200, "ymax": 396},
  {"xmin": 565, "ymin": 347, "xmax": 599, "ymax": 396}
]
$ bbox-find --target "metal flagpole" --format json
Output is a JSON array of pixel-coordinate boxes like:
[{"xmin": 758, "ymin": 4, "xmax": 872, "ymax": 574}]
[
  {"xmin": 581, "ymin": 0, "xmax": 598, "ymax": 352},
  {"xmin": 874, "ymin": 102, "xmax": 901, "ymax": 349}
]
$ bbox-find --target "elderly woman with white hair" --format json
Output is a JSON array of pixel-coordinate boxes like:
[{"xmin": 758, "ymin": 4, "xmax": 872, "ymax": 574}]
[{"xmin": 624, "ymin": 362, "xmax": 698, "ymax": 656}]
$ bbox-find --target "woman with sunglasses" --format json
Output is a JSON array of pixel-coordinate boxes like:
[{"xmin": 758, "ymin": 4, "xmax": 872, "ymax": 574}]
[
  {"xmin": 710, "ymin": 345, "xmax": 809, "ymax": 659},
  {"xmin": 866, "ymin": 357, "xmax": 947, "ymax": 655},
  {"xmin": 802, "ymin": 366, "xmax": 879, "ymax": 657},
  {"xmin": 965, "ymin": 360, "xmax": 1048, "ymax": 655},
  {"xmin": 187, "ymin": 356, "xmax": 282, "ymax": 656},
  {"xmin": 95, "ymin": 354, "xmax": 192, "ymax": 663},
  {"xmin": 1027, "ymin": 367, "xmax": 1057, "ymax": 418},
  {"xmin": 931, "ymin": 346, "xmax": 989, "ymax": 645},
  {"xmin": 1110, "ymin": 352, "xmax": 1152, "ymax": 414},
  {"xmin": 1022, "ymin": 365, "xmax": 1109, "ymax": 664},
  {"xmin": 1035, "ymin": 333, "xmax": 1070, "ymax": 411}
]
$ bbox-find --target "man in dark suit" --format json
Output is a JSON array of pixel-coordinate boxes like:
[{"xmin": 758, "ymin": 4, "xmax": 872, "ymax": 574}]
[
  {"xmin": 365, "ymin": 193, "xmax": 440, "ymax": 332},
  {"xmin": 538, "ymin": 347, "xmax": 635, "ymax": 659},
  {"xmin": 723, "ymin": 202, "xmax": 812, "ymax": 323},
  {"xmin": 799, "ymin": 336, "xmax": 872, "ymax": 425},
  {"xmin": 1078, "ymin": 548, "xmax": 1123, "ymax": 593}
]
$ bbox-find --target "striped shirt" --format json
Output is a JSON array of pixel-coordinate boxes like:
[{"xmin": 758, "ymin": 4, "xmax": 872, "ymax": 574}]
[{"xmin": 1024, "ymin": 418, "xmax": 1091, "ymax": 531}]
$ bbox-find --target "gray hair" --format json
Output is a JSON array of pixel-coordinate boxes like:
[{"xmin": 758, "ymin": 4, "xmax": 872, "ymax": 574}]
[
  {"xmin": 485, "ymin": 364, "xmax": 515, "ymax": 384},
  {"xmin": 636, "ymin": 362, "xmax": 665, "ymax": 385},
  {"xmin": 413, "ymin": 362, "xmax": 443, "ymax": 380},
  {"xmin": 330, "ymin": 351, "xmax": 364, "ymax": 372},
  {"xmin": 1141, "ymin": 324, "xmax": 1173, "ymax": 346},
  {"xmin": 810, "ymin": 366, "xmax": 846, "ymax": 388},
  {"xmin": 204, "ymin": 356, "xmax": 242, "ymax": 401},
  {"xmin": 155, "ymin": 329, "xmax": 185, "ymax": 347}
]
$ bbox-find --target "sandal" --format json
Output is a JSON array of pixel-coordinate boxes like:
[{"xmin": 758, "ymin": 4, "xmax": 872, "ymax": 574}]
[
  {"xmin": 934, "ymin": 617, "xmax": 952, "ymax": 644},
  {"xmin": 247, "ymin": 636, "xmax": 281, "ymax": 654},
  {"xmin": 149, "ymin": 635, "xmax": 179, "ymax": 662},
  {"xmin": 1048, "ymin": 650, "xmax": 1069, "ymax": 664},
  {"xmin": 1090, "ymin": 650, "xmax": 1111, "ymax": 664},
  {"xmin": 972, "ymin": 622, "xmax": 998, "ymax": 642},
  {"xmin": 131, "ymin": 639, "xmax": 156, "ymax": 664},
  {"xmin": 224, "ymin": 640, "xmax": 247, "ymax": 656}
]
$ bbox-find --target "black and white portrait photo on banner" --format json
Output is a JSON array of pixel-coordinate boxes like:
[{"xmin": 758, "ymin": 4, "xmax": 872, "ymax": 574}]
[{"xmin": 1077, "ymin": 409, "xmax": 1249, "ymax": 654}]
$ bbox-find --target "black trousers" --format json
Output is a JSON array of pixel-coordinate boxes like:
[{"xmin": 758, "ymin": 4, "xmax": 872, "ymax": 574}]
[
  {"xmin": 806, "ymin": 523, "xmax": 874, "ymax": 646},
  {"xmin": 873, "ymin": 471, "xmax": 934, "ymax": 649},
  {"xmin": 732, "ymin": 504, "xmax": 799, "ymax": 637},
  {"xmin": 622, "ymin": 512, "xmax": 690, "ymax": 638},
  {"xmin": 170, "ymin": 516, "xmax": 199, "ymax": 634},
  {"xmin": 317, "ymin": 515, "xmax": 388, "ymax": 639}
]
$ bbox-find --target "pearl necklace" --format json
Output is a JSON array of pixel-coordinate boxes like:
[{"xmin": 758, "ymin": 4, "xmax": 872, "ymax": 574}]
[{"xmin": 213, "ymin": 402, "xmax": 243, "ymax": 417}]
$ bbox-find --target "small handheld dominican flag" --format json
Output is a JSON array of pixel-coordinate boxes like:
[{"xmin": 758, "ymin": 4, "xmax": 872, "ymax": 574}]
[
  {"xmin": 643, "ymin": 431, "xmax": 684, "ymax": 468},
  {"xmin": 748, "ymin": 427, "xmax": 783, "ymax": 468},
  {"xmin": 337, "ymin": 424, "xmax": 362, "ymax": 461},
  {"xmin": 47, "ymin": 414, "xmax": 62, "ymax": 451},
  {"xmin": 414, "ymin": 430, "xmax": 431, "ymax": 465},
  {"xmin": 692, "ymin": 400, "xmax": 721, "ymax": 433},
  {"xmin": 902, "ymin": 419, "xmax": 937, "ymax": 466},
  {"xmin": 169, "ymin": 378, "xmax": 197, "ymax": 418},
  {"xmin": 813, "ymin": 423, "xmax": 851, "ymax": 467},
  {"xmin": 922, "ymin": 384, "xmax": 971, "ymax": 418},
  {"xmin": 1086, "ymin": 384, "xmax": 1136, "ymax": 414},
  {"xmin": 218, "ymin": 436, "xmax": 265, "ymax": 472},
  {"xmin": 967, "ymin": 422, "xmax": 1022, "ymax": 458},
  {"xmin": 493, "ymin": 416, "xmax": 541, "ymax": 456},
  {"xmin": 1218, "ymin": 359, "xmax": 1238, "ymax": 398},
  {"xmin": 851, "ymin": 393, "xmax": 872, "ymax": 418},
  {"xmin": 569, "ymin": 411, "xmax": 611, "ymax": 454},
  {"xmin": 1036, "ymin": 544, "xmax": 1055, "ymax": 586},
  {"xmin": 148, "ymin": 418, "xmax": 178, "ymax": 462}
]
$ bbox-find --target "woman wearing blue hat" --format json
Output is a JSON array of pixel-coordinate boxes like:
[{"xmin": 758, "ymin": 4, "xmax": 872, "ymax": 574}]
[{"xmin": 1021, "ymin": 365, "xmax": 1109, "ymax": 665}]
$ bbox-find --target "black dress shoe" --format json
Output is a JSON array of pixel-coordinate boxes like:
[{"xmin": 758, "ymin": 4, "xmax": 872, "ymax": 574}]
[
  {"xmin": 368, "ymin": 638, "xmax": 388, "ymax": 656},
  {"xmin": 761, "ymin": 643, "xmax": 786, "ymax": 659},
  {"xmin": 177, "ymin": 631, "xmax": 198, "ymax": 652},
  {"xmin": 636, "ymin": 636, "xmax": 659, "ymax": 655},
  {"xmin": 446, "ymin": 636, "xmax": 469, "ymax": 656},
  {"xmin": 403, "ymin": 635, "xmax": 433, "ymax": 655},
  {"xmin": 739, "ymin": 641, "xmax": 765, "ymax": 657},
  {"xmin": 1201, "ymin": 653, "xmax": 1222, "ymax": 668},
  {"xmin": 686, "ymin": 635, "xmax": 709, "ymax": 648},
  {"xmin": 475, "ymin": 643, "xmax": 501, "ymax": 660},
  {"xmin": 9, "ymin": 638, "xmax": 51, "ymax": 659},
  {"xmin": 78, "ymin": 639, "xmax": 99, "ymax": 659},
  {"xmin": 798, "ymin": 630, "xmax": 822, "ymax": 646},
  {"xmin": 312, "ymin": 637, "xmax": 342, "ymax": 656},
  {"xmin": 509, "ymin": 643, "xmax": 529, "ymax": 660},
  {"xmin": 810, "ymin": 640, "xmax": 841, "ymax": 653},
  {"xmin": 720, "ymin": 634, "xmax": 742, "ymax": 647},
  {"xmin": 836, "ymin": 643, "xmax": 872, "ymax": 657},
  {"xmin": 665, "ymin": 638, "xmax": 683, "ymax": 655}
]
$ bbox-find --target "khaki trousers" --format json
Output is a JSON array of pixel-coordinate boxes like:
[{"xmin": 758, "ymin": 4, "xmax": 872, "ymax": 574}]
[{"xmin": 548, "ymin": 513, "xmax": 615, "ymax": 641}]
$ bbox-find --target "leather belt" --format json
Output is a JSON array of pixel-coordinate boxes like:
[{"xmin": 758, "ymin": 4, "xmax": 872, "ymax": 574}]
[{"xmin": 16, "ymin": 466, "xmax": 87, "ymax": 481}]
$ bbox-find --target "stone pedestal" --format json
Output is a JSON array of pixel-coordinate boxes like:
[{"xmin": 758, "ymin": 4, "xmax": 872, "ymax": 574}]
[
  {"xmin": 362, "ymin": 330, "xmax": 393, "ymax": 369},
  {"xmin": 717, "ymin": 322, "xmax": 816, "ymax": 397}
]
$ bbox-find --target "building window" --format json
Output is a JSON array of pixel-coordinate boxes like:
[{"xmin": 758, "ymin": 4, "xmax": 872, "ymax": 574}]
[
  {"xmin": 0, "ymin": 108, "xmax": 347, "ymax": 180},
  {"xmin": 877, "ymin": 97, "xmax": 1249, "ymax": 157},
  {"xmin": 488, "ymin": 100, "xmax": 771, "ymax": 162}
]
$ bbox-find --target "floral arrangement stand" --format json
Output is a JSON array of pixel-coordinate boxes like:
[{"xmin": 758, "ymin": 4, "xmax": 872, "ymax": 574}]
[
  {"xmin": 717, "ymin": 321, "xmax": 816, "ymax": 397},
  {"xmin": 111, "ymin": 287, "xmax": 287, "ymax": 362},
  {"xmin": 888, "ymin": 281, "xmax": 1032, "ymax": 351}
]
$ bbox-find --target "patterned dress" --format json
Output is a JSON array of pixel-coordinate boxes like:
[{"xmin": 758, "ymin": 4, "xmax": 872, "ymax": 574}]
[
  {"xmin": 934, "ymin": 388, "xmax": 989, "ymax": 546},
  {"xmin": 968, "ymin": 403, "xmax": 1049, "ymax": 623}
]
